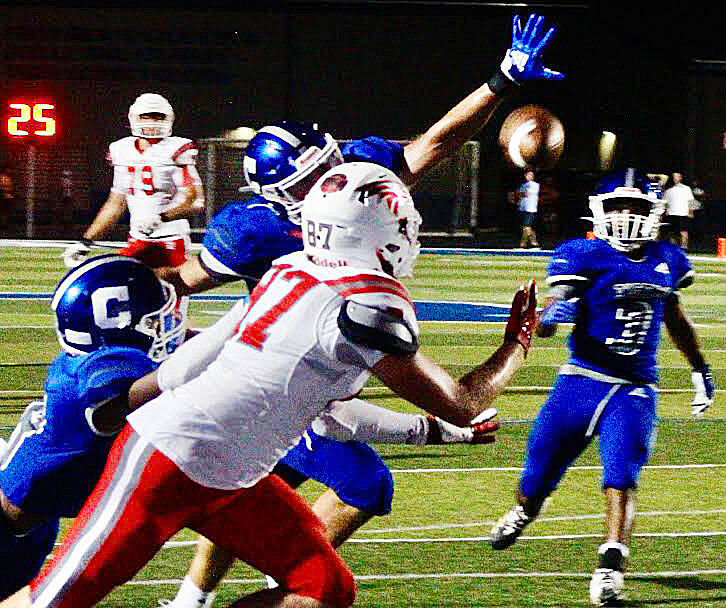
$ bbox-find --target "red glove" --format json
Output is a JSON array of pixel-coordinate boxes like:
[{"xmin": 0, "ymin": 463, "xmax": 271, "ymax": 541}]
[{"xmin": 504, "ymin": 279, "xmax": 537, "ymax": 356}]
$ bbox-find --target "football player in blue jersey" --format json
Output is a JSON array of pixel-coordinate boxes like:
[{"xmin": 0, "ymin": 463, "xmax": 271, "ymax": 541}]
[
  {"xmin": 489, "ymin": 168, "xmax": 715, "ymax": 606},
  {"xmin": 154, "ymin": 14, "xmax": 563, "ymax": 607},
  {"xmin": 0, "ymin": 255, "xmax": 185, "ymax": 601}
]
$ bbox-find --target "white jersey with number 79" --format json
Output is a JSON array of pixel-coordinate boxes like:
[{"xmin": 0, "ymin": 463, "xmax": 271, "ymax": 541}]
[
  {"xmin": 107, "ymin": 135, "xmax": 201, "ymax": 239},
  {"xmin": 127, "ymin": 250, "xmax": 419, "ymax": 490}
]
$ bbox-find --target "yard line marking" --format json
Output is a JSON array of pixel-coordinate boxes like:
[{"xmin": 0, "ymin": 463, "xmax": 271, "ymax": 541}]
[
  {"xmin": 123, "ymin": 569, "xmax": 726, "ymax": 586},
  {"xmin": 389, "ymin": 464, "xmax": 726, "ymax": 473},
  {"xmin": 156, "ymin": 531, "xmax": 726, "ymax": 550},
  {"xmin": 357, "ymin": 509, "xmax": 726, "ymax": 533}
]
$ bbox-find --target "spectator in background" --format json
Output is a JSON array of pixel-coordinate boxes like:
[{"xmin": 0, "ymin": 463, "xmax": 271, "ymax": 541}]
[
  {"xmin": 0, "ymin": 165, "xmax": 21, "ymax": 238},
  {"xmin": 662, "ymin": 172, "xmax": 694, "ymax": 251},
  {"xmin": 517, "ymin": 168, "xmax": 540, "ymax": 249}
]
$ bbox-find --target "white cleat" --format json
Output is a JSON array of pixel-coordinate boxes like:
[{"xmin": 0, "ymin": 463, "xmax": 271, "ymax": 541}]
[
  {"xmin": 489, "ymin": 504, "xmax": 532, "ymax": 550},
  {"xmin": 589, "ymin": 568, "xmax": 624, "ymax": 605}
]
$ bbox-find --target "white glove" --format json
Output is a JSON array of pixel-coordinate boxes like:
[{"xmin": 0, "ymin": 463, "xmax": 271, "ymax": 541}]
[
  {"xmin": 61, "ymin": 240, "xmax": 92, "ymax": 269},
  {"xmin": 135, "ymin": 213, "xmax": 162, "ymax": 237}
]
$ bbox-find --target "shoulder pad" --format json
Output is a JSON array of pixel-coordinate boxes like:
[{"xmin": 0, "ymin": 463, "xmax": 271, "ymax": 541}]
[
  {"xmin": 338, "ymin": 300, "xmax": 418, "ymax": 356},
  {"xmin": 171, "ymin": 139, "xmax": 198, "ymax": 165}
]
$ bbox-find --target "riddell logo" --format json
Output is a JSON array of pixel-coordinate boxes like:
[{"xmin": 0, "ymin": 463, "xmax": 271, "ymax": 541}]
[
  {"xmin": 310, "ymin": 255, "xmax": 348, "ymax": 268},
  {"xmin": 321, "ymin": 174, "xmax": 348, "ymax": 192}
]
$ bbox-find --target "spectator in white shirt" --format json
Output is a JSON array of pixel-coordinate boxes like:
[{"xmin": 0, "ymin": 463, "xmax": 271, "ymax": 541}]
[
  {"xmin": 662, "ymin": 172, "xmax": 695, "ymax": 250},
  {"xmin": 517, "ymin": 169, "xmax": 540, "ymax": 249}
]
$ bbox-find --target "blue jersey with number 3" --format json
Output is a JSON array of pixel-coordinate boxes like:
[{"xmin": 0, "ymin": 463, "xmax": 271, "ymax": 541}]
[
  {"xmin": 547, "ymin": 239, "xmax": 693, "ymax": 384},
  {"xmin": 199, "ymin": 137, "xmax": 405, "ymax": 290},
  {"xmin": 0, "ymin": 347, "xmax": 155, "ymax": 518}
]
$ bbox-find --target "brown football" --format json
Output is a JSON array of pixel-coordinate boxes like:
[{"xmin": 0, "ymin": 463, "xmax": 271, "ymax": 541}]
[{"xmin": 498, "ymin": 105, "xmax": 565, "ymax": 169}]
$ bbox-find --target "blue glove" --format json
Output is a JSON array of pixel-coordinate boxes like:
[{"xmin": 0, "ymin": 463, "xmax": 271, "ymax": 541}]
[
  {"xmin": 539, "ymin": 298, "xmax": 578, "ymax": 327},
  {"xmin": 488, "ymin": 14, "xmax": 565, "ymax": 94},
  {"xmin": 691, "ymin": 364, "xmax": 715, "ymax": 418}
]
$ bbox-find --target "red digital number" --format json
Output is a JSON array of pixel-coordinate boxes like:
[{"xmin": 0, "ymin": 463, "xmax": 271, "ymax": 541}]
[
  {"xmin": 237, "ymin": 268, "xmax": 319, "ymax": 350},
  {"xmin": 7, "ymin": 102, "xmax": 56, "ymax": 137}
]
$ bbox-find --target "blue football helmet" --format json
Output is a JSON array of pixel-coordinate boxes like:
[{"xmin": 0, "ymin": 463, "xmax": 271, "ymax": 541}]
[
  {"xmin": 586, "ymin": 167, "xmax": 665, "ymax": 251},
  {"xmin": 51, "ymin": 255, "xmax": 185, "ymax": 361},
  {"xmin": 243, "ymin": 121, "xmax": 343, "ymax": 223}
]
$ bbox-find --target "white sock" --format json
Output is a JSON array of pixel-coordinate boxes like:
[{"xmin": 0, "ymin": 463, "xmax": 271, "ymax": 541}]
[{"xmin": 172, "ymin": 575, "xmax": 216, "ymax": 608}]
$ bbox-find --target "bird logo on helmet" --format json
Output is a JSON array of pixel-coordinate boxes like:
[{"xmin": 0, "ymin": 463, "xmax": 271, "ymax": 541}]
[
  {"xmin": 128, "ymin": 93, "xmax": 175, "ymax": 138},
  {"xmin": 242, "ymin": 121, "xmax": 343, "ymax": 224},
  {"xmin": 301, "ymin": 162, "xmax": 422, "ymax": 278},
  {"xmin": 52, "ymin": 255, "xmax": 185, "ymax": 362},
  {"xmin": 586, "ymin": 167, "xmax": 665, "ymax": 252}
]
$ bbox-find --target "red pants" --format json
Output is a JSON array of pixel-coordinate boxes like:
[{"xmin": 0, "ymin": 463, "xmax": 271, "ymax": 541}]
[
  {"xmin": 120, "ymin": 235, "xmax": 190, "ymax": 269},
  {"xmin": 30, "ymin": 425, "xmax": 356, "ymax": 608}
]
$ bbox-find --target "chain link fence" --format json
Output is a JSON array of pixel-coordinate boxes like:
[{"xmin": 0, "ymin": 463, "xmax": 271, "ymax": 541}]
[{"xmin": 0, "ymin": 139, "xmax": 480, "ymax": 240}]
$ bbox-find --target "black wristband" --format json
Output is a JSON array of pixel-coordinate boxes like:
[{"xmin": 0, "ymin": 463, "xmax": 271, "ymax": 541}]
[
  {"xmin": 80, "ymin": 237, "xmax": 94, "ymax": 247},
  {"xmin": 487, "ymin": 69, "xmax": 517, "ymax": 95},
  {"xmin": 159, "ymin": 211, "xmax": 169, "ymax": 222}
]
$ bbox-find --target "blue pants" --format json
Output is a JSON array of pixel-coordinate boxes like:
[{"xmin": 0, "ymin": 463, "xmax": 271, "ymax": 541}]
[
  {"xmin": 0, "ymin": 515, "xmax": 59, "ymax": 600},
  {"xmin": 520, "ymin": 374, "xmax": 657, "ymax": 499},
  {"xmin": 275, "ymin": 431, "xmax": 394, "ymax": 516}
]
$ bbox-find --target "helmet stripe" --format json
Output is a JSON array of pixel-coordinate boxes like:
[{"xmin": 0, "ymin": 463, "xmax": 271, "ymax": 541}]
[{"xmin": 258, "ymin": 125, "xmax": 303, "ymax": 149}]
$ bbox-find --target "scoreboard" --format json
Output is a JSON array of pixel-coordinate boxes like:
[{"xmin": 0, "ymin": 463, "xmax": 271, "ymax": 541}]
[{"xmin": 4, "ymin": 98, "xmax": 57, "ymax": 139}]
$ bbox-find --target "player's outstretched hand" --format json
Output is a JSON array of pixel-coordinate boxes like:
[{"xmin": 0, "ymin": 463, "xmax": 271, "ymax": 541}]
[
  {"xmin": 62, "ymin": 239, "xmax": 92, "ymax": 269},
  {"xmin": 691, "ymin": 364, "xmax": 715, "ymax": 418},
  {"xmin": 489, "ymin": 14, "xmax": 565, "ymax": 94},
  {"xmin": 504, "ymin": 279, "xmax": 537, "ymax": 356},
  {"xmin": 469, "ymin": 407, "xmax": 500, "ymax": 444}
]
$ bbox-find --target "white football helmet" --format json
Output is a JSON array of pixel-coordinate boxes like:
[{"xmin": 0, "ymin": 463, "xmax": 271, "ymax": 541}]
[
  {"xmin": 128, "ymin": 93, "xmax": 174, "ymax": 138},
  {"xmin": 301, "ymin": 162, "xmax": 421, "ymax": 278},
  {"xmin": 587, "ymin": 167, "xmax": 665, "ymax": 252}
]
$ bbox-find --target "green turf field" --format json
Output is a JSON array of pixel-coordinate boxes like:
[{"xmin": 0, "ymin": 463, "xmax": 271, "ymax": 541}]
[{"xmin": 1, "ymin": 245, "xmax": 725, "ymax": 607}]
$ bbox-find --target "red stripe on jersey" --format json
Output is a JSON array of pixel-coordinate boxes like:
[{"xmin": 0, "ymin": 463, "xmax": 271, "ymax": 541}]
[
  {"xmin": 172, "ymin": 141, "xmax": 197, "ymax": 163},
  {"xmin": 181, "ymin": 165, "xmax": 193, "ymax": 187},
  {"xmin": 324, "ymin": 273, "xmax": 411, "ymax": 304}
]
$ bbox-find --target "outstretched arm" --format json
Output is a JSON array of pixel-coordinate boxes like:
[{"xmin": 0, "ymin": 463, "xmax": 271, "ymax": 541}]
[
  {"xmin": 400, "ymin": 13, "xmax": 564, "ymax": 187},
  {"xmin": 373, "ymin": 281, "xmax": 536, "ymax": 426},
  {"xmin": 312, "ymin": 398, "xmax": 499, "ymax": 445},
  {"xmin": 664, "ymin": 292, "xmax": 715, "ymax": 417}
]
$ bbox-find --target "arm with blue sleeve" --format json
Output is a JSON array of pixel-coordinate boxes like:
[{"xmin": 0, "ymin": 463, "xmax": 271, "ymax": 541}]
[
  {"xmin": 664, "ymin": 291, "xmax": 715, "ymax": 417},
  {"xmin": 536, "ymin": 241, "xmax": 588, "ymax": 337}
]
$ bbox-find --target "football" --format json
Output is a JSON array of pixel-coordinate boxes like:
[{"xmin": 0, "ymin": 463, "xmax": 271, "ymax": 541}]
[{"xmin": 498, "ymin": 105, "xmax": 565, "ymax": 170}]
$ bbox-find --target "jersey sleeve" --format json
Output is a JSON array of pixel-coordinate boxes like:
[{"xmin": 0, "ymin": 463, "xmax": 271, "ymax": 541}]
[
  {"xmin": 81, "ymin": 349, "xmax": 156, "ymax": 408},
  {"xmin": 341, "ymin": 137, "xmax": 405, "ymax": 174},
  {"xmin": 107, "ymin": 142, "xmax": 130, "ymax": 195},
  {"xmin": 320, "ymin": 273, "xmax": 419, "ymax": 367},
  {"xmin": 546, "ymin": 239, "xmax": 594, "ymax": 293},
  {"xmin": 670, "ymin": 246, "xmax": 695, "ymax": 290},
  {"xmin": 171, "ymin": 140, "xmax": 199, "ymax": 166},
  {"xmin": 199, "ymin": 203, "xmax": 302, "ymax": 285}
]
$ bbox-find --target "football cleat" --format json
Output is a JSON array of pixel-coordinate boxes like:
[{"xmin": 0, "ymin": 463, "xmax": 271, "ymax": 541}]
[
  {"xmin": 589, "ymin": 568, "xmax": 625, "ymax": 605},
  {"xmin": 489, "ymin": 504, "xmax": 532, "ymax": 550}
]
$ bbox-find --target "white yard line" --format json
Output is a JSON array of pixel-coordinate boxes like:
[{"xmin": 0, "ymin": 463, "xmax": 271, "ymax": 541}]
[
  {"xmin": 124, "ymin": 569, "xmax": 726, "ymax": 587},
  {"xmin": 388, "ymin": 464, "xmax": 726, "ymax": 473},
  {"xmin": 357, "ymin": 509, "xmax": 726, "ymax": 534}
]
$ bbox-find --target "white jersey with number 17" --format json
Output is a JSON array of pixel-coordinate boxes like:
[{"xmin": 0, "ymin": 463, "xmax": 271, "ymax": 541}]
[{"xmin": 127, "ymin": 250, "xmax": 419, "ymax": 490}]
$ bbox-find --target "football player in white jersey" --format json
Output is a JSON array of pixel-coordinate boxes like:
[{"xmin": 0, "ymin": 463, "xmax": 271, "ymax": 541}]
[
  {"xmin": 62, "ymin": 93, "xmax": 205, "ymax": 270},
  {"xmin": 3, "ymin": 165, "xmax": 536, "ymax": 608}
]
